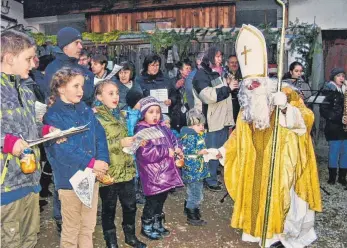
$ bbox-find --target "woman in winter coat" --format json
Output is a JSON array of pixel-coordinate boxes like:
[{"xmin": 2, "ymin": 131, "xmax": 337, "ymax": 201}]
[
  {"xmin": 115, "ymin": 61, "xmax": 142, "ymax": 110},
  {"xmin": 320, "ymin": 68, "xmax": 347, "ymax": 187},
  {"xmin": 135, "ymin": 96, "xmax": 184, "ymax": 241},
  {"xmin": 135, "ymin": 54, "xmax": 177, "ymax": 120}
]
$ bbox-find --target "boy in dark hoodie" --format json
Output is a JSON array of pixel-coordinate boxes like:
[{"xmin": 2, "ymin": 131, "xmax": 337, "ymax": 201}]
[{"xmin": 180, "ymin": 108, "xmax": 210, "ymax": 226}]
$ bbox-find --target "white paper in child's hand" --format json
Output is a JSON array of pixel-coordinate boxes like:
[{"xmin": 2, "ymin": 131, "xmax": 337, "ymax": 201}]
[
  {"xmin": 203, "ymin": 148, "xmax": 220, "ymax": 162},
  {"xmin": 123, "ymin": 127, "xmax": 165, "ymax": 155},
  {"xmin": 69, "ymin": 168, "xmax": 95, "ymax": 208}
]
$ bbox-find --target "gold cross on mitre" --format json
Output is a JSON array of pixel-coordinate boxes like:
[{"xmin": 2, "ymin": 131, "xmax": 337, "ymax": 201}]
[
  {"xmin": 236, "ymin": 24, "xmax": 268, "ymax": 78},
  {"xmin": 241, "ymin": 45, "xmax": 252, "ymax": 66}
]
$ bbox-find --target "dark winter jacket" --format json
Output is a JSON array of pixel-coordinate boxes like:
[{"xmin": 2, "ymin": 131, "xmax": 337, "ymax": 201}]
[
  {"xmin": 115, "ymin": 79, "xmax": 142, "ymax": 110},
  {"xmin": 135, "ymin": 72, "xmax": 177, "ymax": 115},
  {"xmin": 135, "ymin": 121, "xmax": 184, "ymax": 196},
  {"xmin": 320, "ymin": 81, "xmax": 347, "ymax": 141},
  {"xmin": 192, "ymin": 63, "xmax": 235, "ymax": 132},
  {"xmin": 43, "ymin": 98, "xmax": 109, "ymax": 190},
  {"xmin": 180, "ymin": 127, "xmax": 209, "ymax": 184},
  {"xmin": 45, "ymin": 52, "xmax": 95, "ymax": 105},
  {"xmin": 22, "ymin": 76, "xmax": 46, "ymax": 104},
  {"xmin": 170, "ymin": 74, "xmax": 189, "ymax": 131},
  {"xmin": 30, "ymin": 70, "xmax": 46, "ymax": 103},
  {"xmin": 185, "ymin": 69, "xmax": 197, "ymax": 110},
  {"xmin": 224, "ymin": 68, "xmax": 242, "ymax": 122}
]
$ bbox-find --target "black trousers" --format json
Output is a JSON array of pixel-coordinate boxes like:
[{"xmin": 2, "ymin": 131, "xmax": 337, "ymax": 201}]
[
  {"xmin": 142, "ymin": 191, "xmax": 169, "ymax": 219},
  {"xmin": 99, "ymin": 178, "xmax": 137, "ymax": 232}
]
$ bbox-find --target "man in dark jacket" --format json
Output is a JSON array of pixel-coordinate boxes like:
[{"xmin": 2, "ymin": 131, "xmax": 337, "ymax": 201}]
[
  {"xmin": 171, "ymin": 58, "xmax": 192, "ymax": 132},
  {"xmin": 320, "ymin": 68, "xmax": 347, "ymax": 187},
  {"xmin": 193, "ymin": 47, "xmax": 238, "ymax": 191},
  {"xmin": 44, "ymin": 27, "xmax": 94, "ymax": 105},
  {"xmin": 225, "ymin": 55, "xmax": 243, "ymax": 122}
]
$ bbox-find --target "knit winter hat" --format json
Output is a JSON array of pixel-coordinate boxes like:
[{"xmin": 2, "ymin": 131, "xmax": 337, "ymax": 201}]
[
  {"xmin": 186, "ymin": 108, "xmax": 206, "ymax": 126},
  {"xmin": 138, "ymin": 96, "xmax": 161, "ymax": 117},
  {"xmin": 57, "ymin": 27, "xmax": 82, "ymax": 49},
  {"xmin": 126, "ymin": 88, "xmax": 144, "ymax": 109},
  {"xmin": 330, "ymin": 68, "xmax": 345, "ymax": 81}
]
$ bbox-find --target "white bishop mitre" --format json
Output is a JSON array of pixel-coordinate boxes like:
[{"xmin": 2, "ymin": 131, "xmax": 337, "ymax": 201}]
[{"xmin": 236, "ymin": 24, "xmax": 268, "ymax": 79}]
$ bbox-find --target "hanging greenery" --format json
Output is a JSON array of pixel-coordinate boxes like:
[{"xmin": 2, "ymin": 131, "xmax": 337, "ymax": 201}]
[
  {"xmin": 82, "ymin": 30, "xmax": 123, "ymax": 44},
  {"xmin": 286, "ymin": 18, "xmax": 320, "ymax": 77},
  {"xmin": 30, "ymin": 30, "xmax": 124, "ymax": 46},
  {"xmin": 30, "ymin": 32, "xmax": 57, "ymax": 46}
]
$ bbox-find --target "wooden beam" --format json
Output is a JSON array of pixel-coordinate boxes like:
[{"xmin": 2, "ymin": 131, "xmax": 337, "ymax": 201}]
[
  {"xmin": 89, "ymin": 1, "xmax": 236, "ymax": 15},
  {"xmin": 136, "ymin": 17, "xmax": 176, "ymax": 23}
]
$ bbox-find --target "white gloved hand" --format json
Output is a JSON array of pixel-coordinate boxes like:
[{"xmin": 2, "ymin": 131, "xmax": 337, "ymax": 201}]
[{"xmin": 273, "ymin": 92, "xmax": 288, "ymax": 110}]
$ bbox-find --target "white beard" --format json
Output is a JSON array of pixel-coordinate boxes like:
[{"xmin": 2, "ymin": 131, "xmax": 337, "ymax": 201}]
[{"xmin": 238, "ymin": 78, "xmax": 277, "ymax": 130}]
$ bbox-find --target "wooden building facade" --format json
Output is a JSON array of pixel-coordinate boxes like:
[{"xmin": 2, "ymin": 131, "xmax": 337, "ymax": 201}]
[{"xmin": 86, "ymin": 0, "xmax": 237, "ymax": 32}]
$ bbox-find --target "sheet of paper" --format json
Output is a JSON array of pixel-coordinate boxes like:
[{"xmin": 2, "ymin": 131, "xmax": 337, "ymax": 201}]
[
  {"xmin": 105, "ymin": 64, "xmax": 123, "ymax": 80},
  {"xmin": 69, "ymin": 168, "xmax": 95, "ymax": 208},
  {"xmin": 203, "ymin": 148, "xmax": 220, "ymax": 162},
  {"xmin": 122, "ymin": 126, "xmax": 165, "ymax": 155},
  {"xmin": 150, "ymin": 89, "xmax": 169, "ymax": 113},
  {"xmin": 27, "ymin": 123, "xmax": 90, "ymax": 147},
  {"xmin": 34, "ymin": 101, "xmax": 47, "ymax": 122},
  {"xmin": 307, "ymin": 95, "xmax": 326, "ymax": 103}
]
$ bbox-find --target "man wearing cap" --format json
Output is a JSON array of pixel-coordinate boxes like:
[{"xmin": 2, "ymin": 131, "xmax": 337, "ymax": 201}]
[
  {"xmin": 221, "ymin": 25, "xmax": 322, "ymax": 248},
  {"xmin": 44, "ymin": 27, "xmax": 94, "ymax": 105},
  {"xmin": 320, "ymin": 68, "xmax": 347, "ymax": 187}
]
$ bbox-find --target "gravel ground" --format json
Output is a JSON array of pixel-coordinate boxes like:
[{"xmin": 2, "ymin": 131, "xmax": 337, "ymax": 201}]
[{"xmin": 37, "ymin": 146, "xmax": 347, "ymax": 248}]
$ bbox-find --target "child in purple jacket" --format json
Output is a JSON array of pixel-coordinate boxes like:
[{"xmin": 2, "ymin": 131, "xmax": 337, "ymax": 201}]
[{"xmin": 135, "ymin": 96, "xmax": 184, "ymax": 240}]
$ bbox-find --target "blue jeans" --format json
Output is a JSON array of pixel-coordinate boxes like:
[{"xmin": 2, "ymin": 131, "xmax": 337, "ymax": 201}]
[
  {"xmin": 186, "ymin": 181, "xmax": 204, "ymax": 209},
  {"xmin": 53, "ymin": 189, "xmax": 62, "ymax": 222},
  {"xmin": 328, "ymin": 140, "xmax": 347, "ymax": 169},
  {"xmin": 205, "ymin": 127, "xmax": 229, "ymax": 186}
]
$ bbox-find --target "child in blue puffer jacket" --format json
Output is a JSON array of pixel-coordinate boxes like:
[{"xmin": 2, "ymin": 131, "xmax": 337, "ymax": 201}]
[
  {"xmin": 43, "ymin": 67, "xmax": 109, "ymax": 247},
  {"xmin": 125, "ymin": 88, "xmax": 146, "ymax": 204},
  {"xmin": 180, "ymin": 108, "xmax": 210, "ymax": 226}
]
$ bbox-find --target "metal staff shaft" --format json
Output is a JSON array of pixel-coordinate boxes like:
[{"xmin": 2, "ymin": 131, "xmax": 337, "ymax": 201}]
[{"xmin": 261, "ymin": 0, "xmax": 286, "ymax": 247}]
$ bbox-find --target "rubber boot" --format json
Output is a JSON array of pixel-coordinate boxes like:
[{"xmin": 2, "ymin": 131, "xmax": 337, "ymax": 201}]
[
  {"xmin": 328, "ymin": 168, "xmax": 337, "ymax": 185},
  {"xmin": 54, "ymin": 218, "xmax": 62, "ymax": 237},
  {"xmin": 183, "ymin": 200, "xmax": 188, "ymax": 216},
  {"xmin": 141, "ymin": 217, "xmax": 162, "ymax": 240},
  {"xmin": 186, "ymin": 208, "xmax": 207, "ymax": 226},
  {"xmin": 123, "ymin": 224, "xmax": 147, "ymax": 248},
  {"xmin": 153, "ymin": 213, "xmax": 170, "ymax": 237},
  {"xmin": 338, "ymin": 168, "xmax": 347, "ymax": 186},
  {"xmin": 103, "ymin": 229, "xmax": 118, "ymax": 248},
  {"xmin": 270, "ymin": 241, "xmax": 285, "ymax": 248},
  {"xmin": 40, "ymin": 173, "xmax": 52, "ymax": 197}
]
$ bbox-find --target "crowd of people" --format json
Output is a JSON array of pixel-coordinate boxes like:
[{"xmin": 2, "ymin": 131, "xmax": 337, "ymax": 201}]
[{"xmin": 0, "ymin": 24, "xmax": 346, "ymax": 248}]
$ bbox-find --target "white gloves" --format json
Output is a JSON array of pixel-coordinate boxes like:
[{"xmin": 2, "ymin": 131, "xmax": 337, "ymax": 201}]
[{"xmin": 273, "ymin": 92, "xmax": 288, "ymax": 110}]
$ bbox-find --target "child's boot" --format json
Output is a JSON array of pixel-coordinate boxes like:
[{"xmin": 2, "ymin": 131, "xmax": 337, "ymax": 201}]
[
  {"xmin": 186, "ymin": 208, "xmax": 207, "ymax": 226},
  {"xmin": 338, "ymin": 168, "xmax": 347, "ymax": 186},
  {"xmin": 103, "ymin": 229, "xmax": 118, "ymax": 248},
  {"xmin": 183, "ymin": 200, "xmax": 188, "ymax": 215},
  {"xmin": 123, "ymin": 224, "xmax": 147, "ymax": 248},
  {"xmin": 328, "ymin": 168, "xmax": 337, "ymax": 184},
  {"xmin": 141, "ymin": 217, "xmax": 162, "ymax": 240},
  {"xmin": 153, "ymin": 213, "xmax": 170, "ymax": 237}
]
